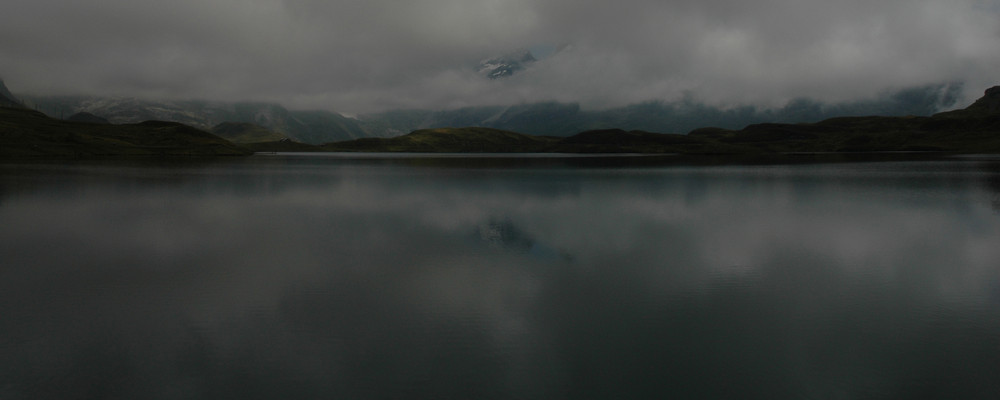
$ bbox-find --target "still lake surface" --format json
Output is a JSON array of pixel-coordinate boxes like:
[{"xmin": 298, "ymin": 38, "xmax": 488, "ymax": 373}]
[{"xmin": 2, "ymin": 153, "xmax": 999, "ymax": 399}]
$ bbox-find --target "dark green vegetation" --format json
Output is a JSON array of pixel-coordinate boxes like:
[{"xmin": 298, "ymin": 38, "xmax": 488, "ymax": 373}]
[{"xmin": 0, "ymin": 107, "xmax": 251, "ymax": 157}]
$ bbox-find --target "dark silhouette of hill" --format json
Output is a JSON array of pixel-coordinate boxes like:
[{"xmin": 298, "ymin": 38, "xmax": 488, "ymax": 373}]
[
  {"xmin": 322, "ymin": 127, "xmax": 749, "ymax": 154},
  {"xmin": 66, "ymin": 112, "xmax": 111, "ymax": 124},
  {"xmin": 210, "ymin": 122, "xmax": 288, "ymax": 143},
  {"xmin": 0, "ymin": 107, "xmax": 250, "ymax": 157},
  {"xmin": 0, "ymin": 79, "xmax": 23, "ymax": 108},
  {"xmin": 325, "ymin": 127, "xmax": 560, "ymax": 152},
  {"xmin": 688, "ymin": 86, "xmax": 1000, "ymax": 153},
  {"xmin": 21, "ymin": 96, "xmax": 371, "ymax": 144}
]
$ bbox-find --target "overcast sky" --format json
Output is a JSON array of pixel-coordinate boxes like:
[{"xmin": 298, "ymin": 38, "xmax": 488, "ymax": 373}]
[{"xmin": 2, "ymin": 0, "xmax": 999, "ymax": 114}]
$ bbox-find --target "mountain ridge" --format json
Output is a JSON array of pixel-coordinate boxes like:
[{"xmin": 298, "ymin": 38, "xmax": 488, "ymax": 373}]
[
  {"xmin": 0, "ymin": 106, "xmax": 250, "ymax": 157},
  {"xmin": 356, "ymin": 83, "xmax": 964, "ymax": 137},
  {"xmin": 20, "ymin": 96, "xmax": 372, "ymax": 144},
  {"xmin": 321, "ymin": 85, "xmax": 1000, "ymax": 154},
  {"xmin": 478, "ymin": 49, "xmax": 537, "ymax": 79},
  {"xmin": 0, "ymin": 79, "xmax": 23, "ymax": 108},
  {"xmin": 684, "ymin": 85, "xmax": 1000, "ymax": 153},
  {"xmin": 210, "ymin": 122, "xmax": 288, "ymax": 143},
  {"xmin": 16, "ymin": 83, "xmax": 961, "ymax": 143}
]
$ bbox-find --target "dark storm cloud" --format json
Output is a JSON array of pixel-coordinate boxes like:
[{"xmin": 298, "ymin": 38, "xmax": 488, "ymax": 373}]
[{"xmin": 2, "ymin": 0, "xmax": 999, "ymax": 113}]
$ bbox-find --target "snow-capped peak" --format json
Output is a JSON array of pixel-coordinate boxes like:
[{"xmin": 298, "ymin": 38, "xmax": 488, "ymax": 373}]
[{"xmin": 477, "ymin": 50, "xmax": 537, "ymax": 79}]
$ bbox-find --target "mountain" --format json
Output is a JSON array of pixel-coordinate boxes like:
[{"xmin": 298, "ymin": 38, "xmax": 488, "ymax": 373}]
[
  {"xmin": 10, "ymin": 79, "xmax": 969, "ymax": 145},
  {"xmin": 358, "ymin": 83, "xmax": 964, "ymax": 137},
  {"xmin": 0, "ymin": 107, "xmax": 250, "ymax": 157},
  {"xmin": 0, "ymin": 79, "xmax": 23, "ymax": 108},
  {"xmin": 325, "ymin": 85, "xmax": 1000, "ymax": 154},
  {"xmin": 66, "ymin": 112, "xmax": 111, "ymax": 124},
  {"xmin": 17, "ymin": 79, "xmax": 962, "ymax": 143},
  {"xmin": 210, "ymin": 122, "xmax": 287, "ymax": 143},
  {"xmin": 687, "ymin": 85, "xmax": 1000, "ymax": 153},
  {"xmin": 321, "ymin": 126, "xmax": 756, "ymax": 154},
  {"xmin": 21, "ymin": 96, "xmax": 371, "ymax": 144},
  {"xmin": 325, "ymin": 127, "xmax": 559, "ymax": 152},
  {"xmin": 478, "ymin": 50, "xmax": 537, "ymax": 79},
  {"xmin": 934, "ymin": 86, "xmax": 1000, "ymax": 118}
]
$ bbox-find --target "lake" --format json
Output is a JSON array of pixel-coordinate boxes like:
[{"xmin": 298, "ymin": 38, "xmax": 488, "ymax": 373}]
[{"xmin": 2, "ymin": 153, "xmax": 999, "ymax": 399}]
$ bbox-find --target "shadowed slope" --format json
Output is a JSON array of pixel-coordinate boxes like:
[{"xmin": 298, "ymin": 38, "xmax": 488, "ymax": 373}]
[
  {"xmin": 325, "ymin": 127, "xmax": 560, "ymax": 152},
  {"xmin": 0, "ymin": 107, "xmax": 251, "ymax": 157},
  {"xmin": 687, "ymin": 86, "xmax": 1000, "ymax": 153},
  {"xmin": 211, "ymin": 122, "xmax": 288, "ymax": 144}
]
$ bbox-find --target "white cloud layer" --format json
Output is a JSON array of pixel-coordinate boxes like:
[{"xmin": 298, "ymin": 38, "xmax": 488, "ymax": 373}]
[{"xmin": 2, "ymin": 0, "xmax": 999, "ymax": 113}]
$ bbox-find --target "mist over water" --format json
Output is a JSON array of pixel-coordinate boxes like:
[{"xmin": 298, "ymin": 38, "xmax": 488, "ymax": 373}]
[{"xmin": 1, "ymin": 155, "xmax": 999, "ymax": 399}]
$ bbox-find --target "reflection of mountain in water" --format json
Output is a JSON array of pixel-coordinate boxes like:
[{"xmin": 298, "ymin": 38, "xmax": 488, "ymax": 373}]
[
  {"xmin": 964, "ymin": 156, "xmax": 1000, "ymax": 212},
  {"xmin": 987, "ymin": 168, "xmax": 1000, "ymax": 212},
  {"xmin": 475, "ymin": 217, "xmax": 570, "ymax": 261},
  {"xmin": 477, "ymin": 218, "xmax": 534, "ymax": 252}
]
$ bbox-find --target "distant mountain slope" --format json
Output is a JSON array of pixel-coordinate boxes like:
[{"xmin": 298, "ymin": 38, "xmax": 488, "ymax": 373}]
[
  {"xmin": 0, "ymin": 79, "xmax": 23, "ymax": 108},
  {"xmin": 18, "ymin": 82, "xmax": 962, "ymax": 142},
  {"xmin": 0, "ymin": 107, "xmax": 250, "ymax": 157},
  {"xmin": 21, "ymin": 96, "xmax": 371, "ymax": 144},
  {"xmin": 688, "ymin": 86, "xmax": 1000, "ymax": 153},
  {"xmin": 322, "ymin": 126, "xmax": 755, "ymax": 154},
  {"xmin": 323, "ymin": 85, "xmax": 1000, "ymax": 154},
  {"xmin": 325, "ymin": 127, "xmax": 560, "ymax": 152},
  {"xmin": 211, "ymin": 122, "xmax": 287, "ymax": 143},
  {"xmin": 478, "ymin": 50, "xmax": 536, "ymax": 79},
  {"xmin": 934, "ymin": 86, "xmax": 1000, "ymax": 118},
  {"xmin": 358, "ymin": 84, "xmax": 963, "ymax": 137},
  {"xmin": 553, "ymin": 129, "xmax": 732, "ymax": 153},
  {"xmin": 66, "ymin": 112, "xmax": 111, "ymax": 124}
]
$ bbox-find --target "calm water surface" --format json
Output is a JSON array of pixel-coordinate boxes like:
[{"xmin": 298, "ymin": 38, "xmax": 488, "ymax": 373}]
[{"xmin": 1, "ymin": 154, "xmax": 999, "ymax": 399}]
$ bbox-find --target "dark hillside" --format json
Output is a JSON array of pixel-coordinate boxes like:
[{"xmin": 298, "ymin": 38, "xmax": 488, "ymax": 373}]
[
  {"xmin": 211, "ymin": 122, "xmax": 287, "ymax": 143},
  {"xmin": 0, "ymin": 80, "xmax": 23, "ymax": 108},
  {"xmin": 687, "ymin": 86, "xmax": 1000, "ymax": 153},
  {"xmin": 325, "ymin": 127, "xmax": 559, "ymax": 152},
  {"xmin": 0, "ymin": 107, "xmax": 250, "ymax": 157}
]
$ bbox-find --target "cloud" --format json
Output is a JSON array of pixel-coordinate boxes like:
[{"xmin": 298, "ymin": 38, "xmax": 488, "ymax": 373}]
[{"xmin": 2, "ymin": 0, "xmax": 999, "ymax": 113}]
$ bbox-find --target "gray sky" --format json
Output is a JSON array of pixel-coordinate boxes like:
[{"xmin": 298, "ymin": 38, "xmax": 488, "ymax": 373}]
[{"xmin": 2, "ymin": 0, "xmax": 999, "ymax": 114}]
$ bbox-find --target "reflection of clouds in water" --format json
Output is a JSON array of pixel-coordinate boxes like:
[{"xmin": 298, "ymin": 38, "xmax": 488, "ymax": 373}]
[
  {"xmin": 162, "ymin": 164, "xmax": 1000, "ymax": 311},
  {"xmin": 5, "ymin": 162, "xmax": 999, "ymax": 305},
  {"xmin": 2, "ymin": 160, "xmax": 1000, "ymax": 398},
  {"xmin": 477, "ymin": 217, "xmax": 534, "ymax": 251}
]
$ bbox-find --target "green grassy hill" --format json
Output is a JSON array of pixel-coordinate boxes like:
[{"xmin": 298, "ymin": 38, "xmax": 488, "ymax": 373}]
[{"xmin": 0, "ymin": 107, "xmax": 251, "ymax": 157}]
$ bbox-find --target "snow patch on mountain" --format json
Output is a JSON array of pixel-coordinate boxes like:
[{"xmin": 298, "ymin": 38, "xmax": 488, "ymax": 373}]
[{"xmin": 477, "ymin": 50, "xmax": 537, "ymax": 79}]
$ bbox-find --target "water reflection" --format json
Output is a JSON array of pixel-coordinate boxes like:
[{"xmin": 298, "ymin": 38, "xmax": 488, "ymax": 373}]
[{"xmin": 1, "ymin": 156, "xmax": 999, "ymax": 399}]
